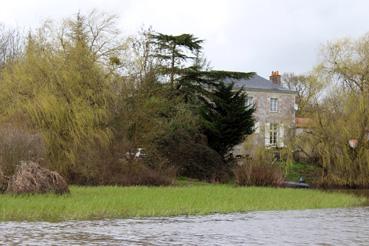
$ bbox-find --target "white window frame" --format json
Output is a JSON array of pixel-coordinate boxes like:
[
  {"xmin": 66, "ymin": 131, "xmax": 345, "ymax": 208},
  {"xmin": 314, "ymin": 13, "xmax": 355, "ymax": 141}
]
[
  {"xmin": 254, "ymin": 121, "xmax": 260, "ymax": 134},
  {"xmin": 277, "ymin": 123, "xmax": 284, "ymax": 147},
  {"xmin": 270, "ymin": 98, "xmax": 278, "ymax": 112},
  {"xmin": 269, "ymin": 123, "xmax": 278, "ymax": 146},
  {"xmin": 246, "ymin": 96, "xmax": 255, "ymax": 108}
]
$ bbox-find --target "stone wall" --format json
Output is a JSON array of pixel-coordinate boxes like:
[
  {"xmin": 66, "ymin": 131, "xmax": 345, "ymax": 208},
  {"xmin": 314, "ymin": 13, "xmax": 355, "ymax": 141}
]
[{"xmin": 233, "ymin": 89, "xmax": 296, "ymax": 156}]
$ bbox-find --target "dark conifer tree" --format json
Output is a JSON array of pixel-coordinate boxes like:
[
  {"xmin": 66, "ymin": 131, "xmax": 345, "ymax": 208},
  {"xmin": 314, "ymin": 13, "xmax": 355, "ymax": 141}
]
[
  {"xmin": 150, "ymin": 32, "xmax": 256, "ymax": 159},
  {"xmin": 149, "ymin": 33, "xmax": 203, "ymax": 87},
  {"xmin": 200, "ymin": 82, "xmax": 255, "ymax": 157}
]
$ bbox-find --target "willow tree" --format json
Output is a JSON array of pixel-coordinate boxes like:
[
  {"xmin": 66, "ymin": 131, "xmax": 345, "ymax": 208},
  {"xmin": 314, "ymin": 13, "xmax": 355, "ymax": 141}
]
[
  {"xmin": 0, "ymin": 13, "xmax": 117, "ymax": 177},
  {"xmin": 296, "ymin": 33, "xmax": 369, "ymax": 187}
]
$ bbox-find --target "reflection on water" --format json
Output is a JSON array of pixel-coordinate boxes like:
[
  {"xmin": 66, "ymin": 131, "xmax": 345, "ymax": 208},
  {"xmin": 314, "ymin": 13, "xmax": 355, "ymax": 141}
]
[{"xmin": 1, "ymin": 207, "xmax": 369, "ymax": 245}]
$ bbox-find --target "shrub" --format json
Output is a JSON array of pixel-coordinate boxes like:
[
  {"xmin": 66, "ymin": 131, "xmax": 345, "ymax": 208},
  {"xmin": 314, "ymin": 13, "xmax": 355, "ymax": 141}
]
[
  {"xmin": 234, "ymin": 150, "xmax": 284, "ymax": 187},
  {"xmin": 60, "ymin": 137, "xmax": 177, "ymax": 186},
  {"xmin": 105, "ymin": 159, "xmax": 176, "ymax": 186},
  {"xmin": 154, "ymin": 129, "xmax": 227, "ymax": 181}
]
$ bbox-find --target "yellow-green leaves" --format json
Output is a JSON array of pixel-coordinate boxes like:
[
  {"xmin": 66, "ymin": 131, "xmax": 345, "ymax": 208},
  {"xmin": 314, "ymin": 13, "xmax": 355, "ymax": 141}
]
[{"xmin": 0, "ymin": 15, "xmax": 115, "ymax": 175}]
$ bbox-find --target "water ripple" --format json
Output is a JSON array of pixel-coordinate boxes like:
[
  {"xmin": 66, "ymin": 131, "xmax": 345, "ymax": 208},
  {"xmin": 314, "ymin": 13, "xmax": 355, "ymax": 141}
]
[{"xmin": 1, "ymin": 207, "xmax": 369, "ymax": 245}]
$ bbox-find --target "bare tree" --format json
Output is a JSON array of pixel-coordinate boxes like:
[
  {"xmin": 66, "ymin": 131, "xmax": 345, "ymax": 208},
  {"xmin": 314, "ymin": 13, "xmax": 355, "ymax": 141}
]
[
  {"xmin": 126, "ymin": 27, "xmax": 158, "ymax": 83},
  {"xmin": 282, "ymin": 73, "xmax": 323, "ymax": 116},
  {"xmin": 0, "ymin": 24, "xmax": 23, "ymax": 68},
  {"xmin": 57, "ymin": 10, "xmax": 127, "ymax": 68}
]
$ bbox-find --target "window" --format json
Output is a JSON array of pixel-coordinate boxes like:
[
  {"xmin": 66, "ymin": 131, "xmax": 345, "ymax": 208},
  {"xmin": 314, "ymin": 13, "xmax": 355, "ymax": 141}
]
[
  {"xmin": 270, "ymin": 98, "xmax": 278, "ymax": 112},
  {"xmin": 246, "ymin": 96, "xmax": 255, "ymax": 108},
  {"xmin": 269, "ymin": 123, "xmax": 278, "ymax": 145}
]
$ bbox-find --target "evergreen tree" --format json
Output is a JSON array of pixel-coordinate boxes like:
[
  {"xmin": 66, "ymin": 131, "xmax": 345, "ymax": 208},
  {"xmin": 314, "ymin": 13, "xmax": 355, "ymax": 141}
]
[
  {"xmin": 150, "ymin": 32, "xmax": 256, "ymax": 159},
  {"xmin": 150, "ymin": 33, "xmax": 203, "ymax": 87},
  {"xmin": 177, "ymin": 65, "xmax": 255, "ymax": 103},
  {"xmin": 200, "ymin": 82, "xmax": 255, "ymax": 157},
  {"xmin": 149, "ymin": 32, "xmax": 255, "ymax": 103}
]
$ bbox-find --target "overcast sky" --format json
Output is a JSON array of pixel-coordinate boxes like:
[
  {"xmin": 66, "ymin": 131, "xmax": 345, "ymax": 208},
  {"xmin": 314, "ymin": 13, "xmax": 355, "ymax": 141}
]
[{"xmin": 1, "ymin": 0, "xmax": 368, "ymax": 77}]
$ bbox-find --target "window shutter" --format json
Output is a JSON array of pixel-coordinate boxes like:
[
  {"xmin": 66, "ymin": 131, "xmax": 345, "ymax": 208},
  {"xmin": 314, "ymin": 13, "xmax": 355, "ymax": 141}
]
[
  {"xmin": 255, "ymin": 122, "xmax": 260, "ymax": 134},
  {"xmin": 277, "ymin": 123, "xmax": 284, "ymax": 147},
  {"xmin": 265, "ymin": 123, "xmax": 270, "ymax": 146}
]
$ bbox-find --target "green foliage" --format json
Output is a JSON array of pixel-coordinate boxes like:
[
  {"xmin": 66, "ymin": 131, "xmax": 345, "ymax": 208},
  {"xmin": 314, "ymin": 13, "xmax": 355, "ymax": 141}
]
[
  {"xmin": 154, "ymin": 128, "xmax": 226, "ymax": 181},
  {"xmin": 115, "ymin": 79, "xmax": 200, "ymax": 149},
  {"xmin": 177, "ymin": 65, "xmax": 255, "ymax": 102},
  {"xmin": 286, "ymin": 162, "xmax": 321, "ymax": 183},
  {"xmin": 148, "ymin": 31, "xmax": 256, "ymax": 162},
  {"xmin": 150, "ymin": 33, "xmax": 203, "ymax": 86},
  {"xmin": 295, "ymin": 32, "xmax": 369, "ymax": 187},
  {"xmin": 0, "ymin": 15, "xmax": 256, "ymax": 184},
  {"xmin": 301, "ymin": 93, "xmax": 369, "ymax": 187},
  {"xmin": 0, "ymin": 15, "xmax": 114, "ymax": 175},
  {"xmin": 200, "ymin": 82, "xmax": 255, "ymax": 157}
]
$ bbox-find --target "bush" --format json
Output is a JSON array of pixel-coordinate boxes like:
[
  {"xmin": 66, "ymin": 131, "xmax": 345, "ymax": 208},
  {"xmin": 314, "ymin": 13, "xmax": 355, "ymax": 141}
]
[
  {"xmin": 104, "ymin": 159, "xmax": 176, "ymax": 186},
  {"xmin": 154, "ymin": 129, "xmax": 227, "ymax": 181},
  {"xmin": 59, "ymin": 137, "xmax": 177, "ymax": 186},
  {"xmin": 233, "ymin": 150, "xmax": 284, "ymax": 187}
]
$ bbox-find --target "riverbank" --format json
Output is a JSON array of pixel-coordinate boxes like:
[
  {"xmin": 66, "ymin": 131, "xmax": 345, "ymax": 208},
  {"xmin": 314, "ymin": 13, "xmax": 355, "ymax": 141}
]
[{"xmin": 0, "ymin": 185, "xmax": 366, "ymax": 222}]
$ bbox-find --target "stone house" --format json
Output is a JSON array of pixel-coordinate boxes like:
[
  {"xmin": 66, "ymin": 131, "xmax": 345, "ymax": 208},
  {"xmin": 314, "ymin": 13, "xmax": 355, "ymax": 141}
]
[
  {"xmin": 226, "ymin": 71, "xmax": 297, "ymax": 156},
  {"xmin": 295, "ymin": 117, "xmax": 312, "ymax": 135}
]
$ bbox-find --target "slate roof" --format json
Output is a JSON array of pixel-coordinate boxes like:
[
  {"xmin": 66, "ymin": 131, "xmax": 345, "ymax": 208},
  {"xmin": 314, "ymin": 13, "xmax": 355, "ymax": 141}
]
[{"xmin": 224, "ymin": 74, "xmax": 296, "ymax": 94}]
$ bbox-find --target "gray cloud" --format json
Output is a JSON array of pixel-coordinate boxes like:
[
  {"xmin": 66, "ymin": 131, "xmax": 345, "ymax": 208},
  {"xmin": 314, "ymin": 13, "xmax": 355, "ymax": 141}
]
[{"xmin": 0, "ymin": 0, "xmax": 368, "ymax": 77}]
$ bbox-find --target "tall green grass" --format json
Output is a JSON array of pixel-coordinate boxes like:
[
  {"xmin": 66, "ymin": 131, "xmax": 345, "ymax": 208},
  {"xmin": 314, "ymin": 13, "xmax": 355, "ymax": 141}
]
[{"xmin": 0, "ymin": 185, "xmax": 366, "ymax": 222}]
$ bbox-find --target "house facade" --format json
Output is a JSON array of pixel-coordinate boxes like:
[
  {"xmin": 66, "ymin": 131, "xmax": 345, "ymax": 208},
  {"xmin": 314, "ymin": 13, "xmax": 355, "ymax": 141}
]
[{"xmin": 226, "ymin": 71, "xmax": 297, "ymax": 156}]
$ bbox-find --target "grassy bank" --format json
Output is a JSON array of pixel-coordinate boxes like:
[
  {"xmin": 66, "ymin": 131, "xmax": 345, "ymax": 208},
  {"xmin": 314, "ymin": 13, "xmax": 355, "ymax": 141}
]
[
  {"xmin": 0, "ymin": 185, "xmax": 366, "ymax": 222},
  {"xmin": 286, "ymin": 162, "xmax": 321, "ymax": 183}
]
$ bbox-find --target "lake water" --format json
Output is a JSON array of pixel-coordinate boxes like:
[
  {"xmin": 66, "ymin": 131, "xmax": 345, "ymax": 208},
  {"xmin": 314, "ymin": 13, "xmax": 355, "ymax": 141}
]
[{"xmin": 1, "ymin": 207, "xmax": 369, "ymax": 245}]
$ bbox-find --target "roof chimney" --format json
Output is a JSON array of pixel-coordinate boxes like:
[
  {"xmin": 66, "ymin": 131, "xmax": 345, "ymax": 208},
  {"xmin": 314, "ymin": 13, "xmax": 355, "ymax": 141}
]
[{"xmin": 269, "ymin": 71, "xmax": 281, "ymax": 85}]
